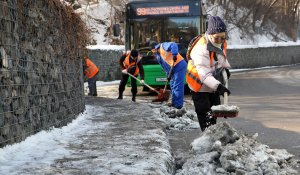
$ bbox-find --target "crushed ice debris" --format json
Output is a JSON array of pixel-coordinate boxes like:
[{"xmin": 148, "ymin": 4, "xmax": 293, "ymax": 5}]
[
  {"xmin": 176, "ymin": 122, "xmax": 299, "ymax": 175},
  {"xmin": 158, "ymin": 106, "xmax": 199, "ymax": 130}
]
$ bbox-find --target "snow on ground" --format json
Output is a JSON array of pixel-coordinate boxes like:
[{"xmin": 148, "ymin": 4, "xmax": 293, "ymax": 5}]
[
  {"xmin": 0, "ymin": 104, "xmax": 175, "ymax": 174},
  {"xmin": 154, "ymin": 105, "xmax": 200, "ymax": 130},
  {"xmin": 86, "ymin": 45, "xmax": 125, "ymax": 50},
  {"xmin": 84, "ymin": 80, "xmax": 120, "ymax": 88},
  {"xmin": 75, "ymin": 1, "xmax": 111, "ymax": 45},
  {"xmin": 176, "ymin": 122, "xmax": 298, "ymax": 175},
  {"xmin": 0, "ymin": 105, "xmax": 99, "ymax": 174},
  {"xmin": 156, "ymin": 105, "xmax": 299, "ymax": 174},
  {"xmin": 228, "ymin": 40, "xmax": 300, "ymax": 49},
  {"xmin": 0, "ymin": 94, "xmax": 299, "ymax": 174},
  {"xmin": 84, "ymin": 80, "xmax": 120, "ymax": 94}
]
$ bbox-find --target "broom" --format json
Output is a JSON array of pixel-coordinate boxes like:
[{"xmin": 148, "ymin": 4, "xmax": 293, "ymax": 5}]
[
  {"xmin": 211, "ymin": 69, "xmax": 239, "ymax": 118},
  {"xmin": 158, "ymin": 61, "xmax": 174, "ymax": 101},
  {"xmin": 127, "ymin": 73, "xmax": 170, "ymax": 102}
]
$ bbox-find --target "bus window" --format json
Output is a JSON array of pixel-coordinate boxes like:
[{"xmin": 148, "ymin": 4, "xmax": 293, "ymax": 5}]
[
  {"xmin": 165, "ymin": 17, "xmax": 200, "ymax": 45},
  {"xmin": 129, "ymin": 16, "xmax": 201, "ymax": 63},
  {"xmin": 130, "ymin": 18, "xmax": 162, "ymax": 49},
  {"xmin": 130, "ymin": 17, "xmax": 200, "ymax": 51}
]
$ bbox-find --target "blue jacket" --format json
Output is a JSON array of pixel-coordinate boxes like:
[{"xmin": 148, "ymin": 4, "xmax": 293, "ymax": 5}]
[
  {"xmin": 154, "ymin": 42, "xmax": 186, "ymax": 74},
  {"xmin": 154, "ymin": 42, "xmax": 187, "ymax": 109}
]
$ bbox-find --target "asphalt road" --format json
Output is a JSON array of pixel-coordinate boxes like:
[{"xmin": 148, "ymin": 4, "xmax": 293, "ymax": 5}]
[{"xmin": 225, "ymin": 65, "xmax": 300, "ymax": 159}]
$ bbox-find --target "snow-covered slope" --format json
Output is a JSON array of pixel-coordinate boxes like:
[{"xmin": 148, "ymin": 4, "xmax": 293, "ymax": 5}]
[
  {"xmin": 74, "ymin": 1, "xmax": 112, "ymax": 45},
  {"xmin": 72, "ymin": 0, "xmax": 296, "ymax": 45},
  {"xmin": 202, "ymin": 0, "xmax": 291, "ymax": 45}
]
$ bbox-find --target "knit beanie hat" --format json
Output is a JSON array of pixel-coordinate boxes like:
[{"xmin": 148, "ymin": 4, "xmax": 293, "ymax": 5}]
[
  {"xmin": 130, "ymin": 49, "xmax": 139, "ymax": 57},
  {"xmin": 206, "ymin": 16, "xmax": 227, "ymax": 34},
  {"xmin": 150, "ymin": 42, "xmax": 158, "ymax": 50}
]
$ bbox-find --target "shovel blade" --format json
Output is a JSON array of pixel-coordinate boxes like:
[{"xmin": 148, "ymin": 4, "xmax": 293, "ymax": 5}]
[
  {"xmin": 213, "ymin": 112, "xmax": 239, "ymax": 118},
  {"xmin": 211, "ymin": 105, "xmax": 239, "ymax": 118},
  {"xmin": 152, "ymin": 89, "xmax": 170, "ymax": 102}
]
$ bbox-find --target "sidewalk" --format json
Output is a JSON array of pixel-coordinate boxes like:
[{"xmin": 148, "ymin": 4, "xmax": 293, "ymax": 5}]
[{"xmin": 0, "ymin": 97, "xmax": 175, "ymax": 175}]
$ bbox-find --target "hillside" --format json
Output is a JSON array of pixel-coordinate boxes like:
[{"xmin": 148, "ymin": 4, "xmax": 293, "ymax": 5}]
[{"xmin": 65, "ymin": 0, "xmax": 300, "ymax": 45}]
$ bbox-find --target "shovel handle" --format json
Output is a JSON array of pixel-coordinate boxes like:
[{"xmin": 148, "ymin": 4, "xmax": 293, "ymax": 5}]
[
  {"xmin": 127, "ymin": 73, "xmax": 160, "ymax": 94},
  {"xmin": 222, "ymin": 69, "xmax": 228, "ymax": 105},
  {"xmin": 163, "ymin": 61, "xmax": 175, "ymax": 92},
  {"xmin": 224, "ymin": 92, "xmax": 228, "ymax": 105}
]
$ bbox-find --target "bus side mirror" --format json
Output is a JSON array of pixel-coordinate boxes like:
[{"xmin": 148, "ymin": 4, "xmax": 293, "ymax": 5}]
[{"xmin": 113, "ymin": 24, "xmax": 120, "ymax": 37}]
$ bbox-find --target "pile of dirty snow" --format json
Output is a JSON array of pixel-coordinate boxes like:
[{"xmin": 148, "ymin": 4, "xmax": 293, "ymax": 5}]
[
  {"xmin": 157, "ymin": 105, "xmax": 200, "ymax": 130},
  {"xmin": 176, "ymin": 122, "xmax": 299, "ymax": 175}
]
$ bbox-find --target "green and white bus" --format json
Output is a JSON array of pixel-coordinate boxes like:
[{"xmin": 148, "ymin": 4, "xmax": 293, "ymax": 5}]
[{"xmin": 116, "ymin": 0, "xmax": 207, "ymax": 89}]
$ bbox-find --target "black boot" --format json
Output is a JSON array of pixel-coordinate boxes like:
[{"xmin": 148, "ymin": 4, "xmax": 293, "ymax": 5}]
[
  {"xmin": 132, "ymin": 95, "xmax": 136, "ymax": 102},
  {"xmin": 117, "ymin": 92, "xmax": 123, "ymax": 99},
  {"xmin": 197, "ymin": 115, "xmax": 208, "ymax": 132},
  {"xmin": 200, "ymin": 123, "xmax": 208, "ymax": 132}
]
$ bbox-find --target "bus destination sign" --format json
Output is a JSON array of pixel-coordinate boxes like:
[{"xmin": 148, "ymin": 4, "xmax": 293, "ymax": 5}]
[{"xmin": 136, "ymin": 5, "xmax": 190, "ymax": 16}]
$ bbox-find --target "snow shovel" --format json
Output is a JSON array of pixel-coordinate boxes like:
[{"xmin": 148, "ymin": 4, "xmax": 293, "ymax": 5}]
[
  {"xmin": 127, "ymin": 73, "xmax": 170, "ymax": 102},
  {"xmin": 152, "ymin": 61, "xmax": 174, "ymax": 102},
  {"xmin": 211, "ymin": 69, "xmax": 239, "ymax": 118}
]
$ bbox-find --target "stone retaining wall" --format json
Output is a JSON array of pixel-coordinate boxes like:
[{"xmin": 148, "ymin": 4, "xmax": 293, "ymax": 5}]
[
  {"xmin": 87, "ymin": 47, "xmax": 124, "ymax": 81},
  {"xmin": 87, "ymin": 45, "xmax": 300, "ymax": 81},
  {"xmin": 0, "ymin": 1, "xmax": 87, "ymax": 147},
  {"xmin": 227, "ymin": 45, "xmax": 300, "ymax": 68}
]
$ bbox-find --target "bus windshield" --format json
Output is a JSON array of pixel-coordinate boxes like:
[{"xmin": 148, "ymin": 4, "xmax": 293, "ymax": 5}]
[
  {"xmin": 130, "ymin": 16, "xmax": 200, "ymax": 51},
  {"xmin": 124, "ymin": 0, "xmax": 205, "ymax": 85}
]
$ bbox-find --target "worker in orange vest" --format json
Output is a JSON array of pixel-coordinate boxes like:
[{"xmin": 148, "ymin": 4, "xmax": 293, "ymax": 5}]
[
  {"xmin": 117, "ymin": 49, "xmax": 144, "ymax": 102},
  {"xmin": 151, "ymin": 42, "xmax": 187, "ymax": 109},
  {"xmin": 187, "ymin": 16, "xmax": 231, "ymax": 131},
  {"xmin": 84, "ymin": 56, "xmax": 99, "ymax": 96}
]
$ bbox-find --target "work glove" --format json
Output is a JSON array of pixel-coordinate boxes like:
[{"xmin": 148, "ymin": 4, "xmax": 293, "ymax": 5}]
[
  {"xmin": 173, "ymin": 56, "xmax": 177, "ymax": 62},
  {"xmin": 140, "ymin": 80, "xmax": 144, "ymax": 85},
  {"xmin": 225, "ymin": 68, "xmax": 231, "ymax": 79},
  {"xmin": 121, "ymin": 69, "xmax": 128, "ymax": 74},
  {"xmin": 216, "ymin": 84, "xmax": 231, "ymax": 96}
]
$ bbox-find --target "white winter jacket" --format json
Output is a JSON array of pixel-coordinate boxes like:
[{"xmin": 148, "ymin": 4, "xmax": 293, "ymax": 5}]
[{"xmin": 190, "ymin": 34, "xmax": 231, "ymax": 92}]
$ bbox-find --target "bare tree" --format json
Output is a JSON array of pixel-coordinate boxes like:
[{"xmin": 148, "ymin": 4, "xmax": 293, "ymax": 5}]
[{"xmin": 207, "ymin": 0, "xmax": 300, "ymax": 41}]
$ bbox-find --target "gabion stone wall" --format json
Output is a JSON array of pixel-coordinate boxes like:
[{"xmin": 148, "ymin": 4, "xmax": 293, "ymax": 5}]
[
  {"xmin": 0, "ymin": 0, "xmax": 90, "ymax": 147},
  {"xmin": 87, "ymin": 46, "xmax": 124, "ymax": 81}
]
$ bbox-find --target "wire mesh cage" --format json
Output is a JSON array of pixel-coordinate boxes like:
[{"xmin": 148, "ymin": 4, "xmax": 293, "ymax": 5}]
[{"xmin": 0, "ymin": 0, "xmax": 90, "ymax": 147}]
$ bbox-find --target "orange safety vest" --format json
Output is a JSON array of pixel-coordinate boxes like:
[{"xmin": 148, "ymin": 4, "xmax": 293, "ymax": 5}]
[
  {"xmin": 123, "ymin": 53, "xmax": 140, "ymax": 76},
  {"xmin": 85, "ymin": 58, "xmax": 99, "ymax": 79},
  {"xmin": 159, "ymin": 45, "xmax": 184, "ymax": 66},
  {"xmin": 186, "ymin": 37, "xmax": 227, "ymax": 92}
]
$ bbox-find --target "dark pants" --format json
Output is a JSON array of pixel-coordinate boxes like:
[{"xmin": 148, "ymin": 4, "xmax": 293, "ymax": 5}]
[
  {"xmin": 191, "ymin": 91, "xmax": 220, "ymax": 131},
  {"xmin": 118, "ymin": 74, "xmax": 137, "ymax": 99},
  {"xmin": 88, "ymin": 72, "xmax": 98, "ymax": 96}
]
